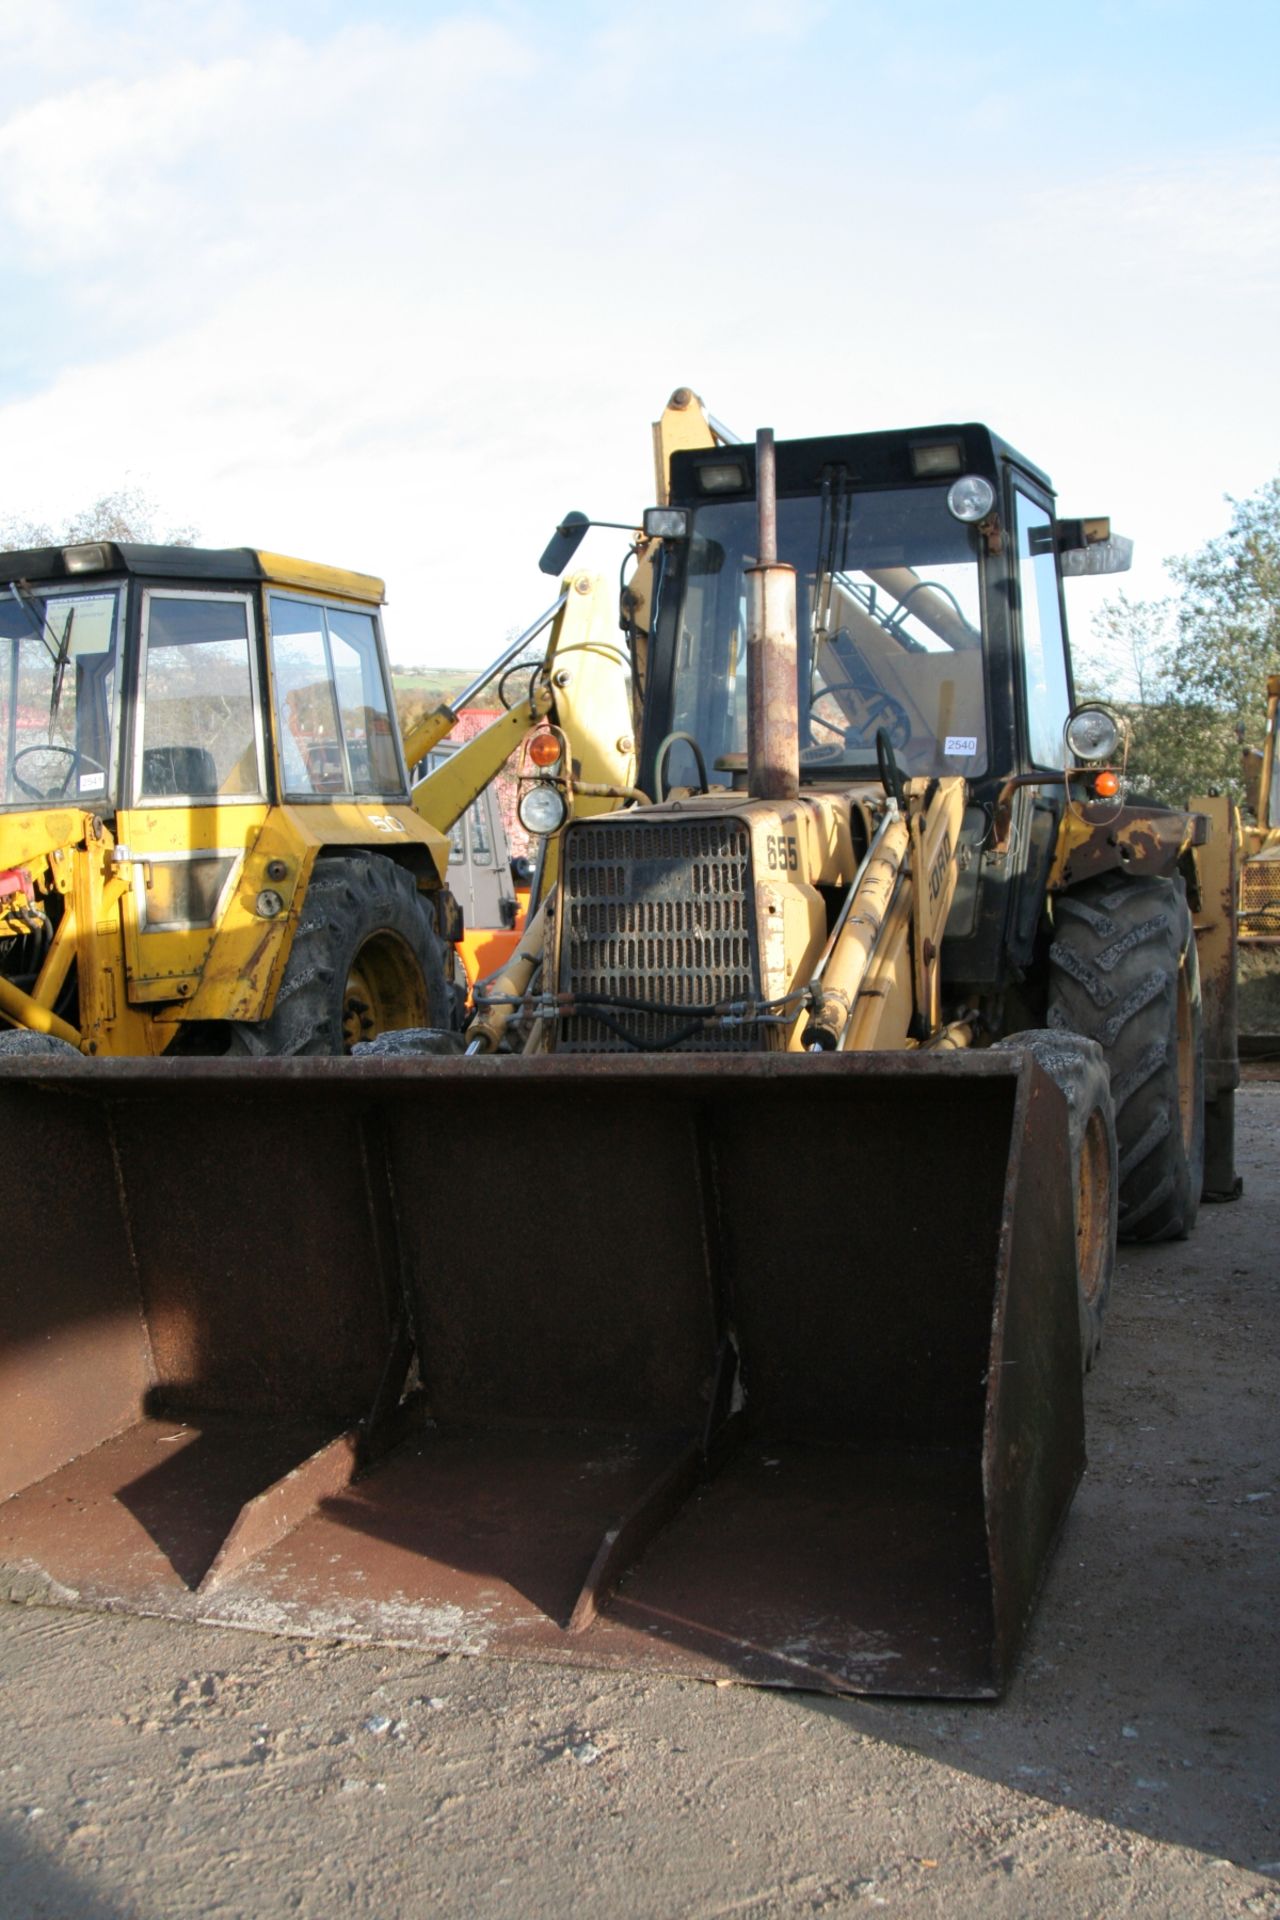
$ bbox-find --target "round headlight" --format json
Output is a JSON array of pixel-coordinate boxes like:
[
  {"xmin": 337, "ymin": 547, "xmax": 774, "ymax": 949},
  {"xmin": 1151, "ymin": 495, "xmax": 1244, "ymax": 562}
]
[
  {"xmin": 517, "ymin": 781, "xmax": 568, "ymax": 836},
  {"xmin": 947, "ymin": 475, "xmax": 996, "ymax": 523},
  {"xmin": 1065, "ymin": 706, "xmax": 1123, "ymax": 762}
]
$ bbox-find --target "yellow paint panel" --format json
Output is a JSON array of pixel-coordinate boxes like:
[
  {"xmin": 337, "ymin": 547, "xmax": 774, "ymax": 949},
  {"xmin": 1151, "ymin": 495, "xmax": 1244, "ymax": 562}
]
[
  {"xmin": 116, "ymin": 804, "xmax": 271, "ymax": 1002},
  {"xmin": 182, "ymin": 802, "xmax": 451, "ymax": 1021},
  {"xmin": 274, "ymin": 800, "xmax": 450, "ymax": 868},
  {"xmin": 117, "ymin": 800, "xmax": 450, "ymax": 1020},
  {"xmin": 652, "ymin": 389, "xmax": 718, "ymax": 505},
  {"xmin": 0, "ymin": 810, "xmax": 93, "ymax": 871},
  {"xmin": 254, "ymin": 552, "xmax": 385, "ymax": 605}
]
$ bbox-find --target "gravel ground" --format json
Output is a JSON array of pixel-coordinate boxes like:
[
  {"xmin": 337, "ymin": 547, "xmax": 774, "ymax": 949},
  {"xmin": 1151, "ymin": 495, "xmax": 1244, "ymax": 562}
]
[{"xmin": 2, "ymin": 1085, "xmax": 1277, "ymax": 1919}]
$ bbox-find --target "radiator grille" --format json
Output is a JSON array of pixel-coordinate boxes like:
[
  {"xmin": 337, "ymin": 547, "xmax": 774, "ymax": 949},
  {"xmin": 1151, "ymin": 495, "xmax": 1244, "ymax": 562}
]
[
  {"xmin": 556, "ymin": 815, "xmax": 766, "ymax": 1051},
  {"xmin": 1241, "ymin": 858, "xmax": 1280, "ymax": 932}
]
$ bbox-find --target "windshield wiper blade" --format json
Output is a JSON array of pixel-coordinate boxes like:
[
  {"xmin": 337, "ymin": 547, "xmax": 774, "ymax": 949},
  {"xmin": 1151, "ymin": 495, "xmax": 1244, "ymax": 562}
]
[
  {"xmin": 6, "ymin": 582, "xmax": 77, "ymax": 728},
  {"xmin": 48, "ymin": 603, "xmax": 74, "ymax": 727},
  {"xmin": 7, "ymin": 581, "xmax": 59, "ymax": 666}
]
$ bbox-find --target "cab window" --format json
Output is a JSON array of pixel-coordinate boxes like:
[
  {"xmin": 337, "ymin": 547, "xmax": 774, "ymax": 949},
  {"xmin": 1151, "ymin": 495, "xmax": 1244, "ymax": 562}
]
[
  {"xmin": 136, "ymin": 592, "xmax": 263, "ymax": 801},
  {"xmin": 1, "ymin": 586, "xmax": 123, "ymax": 809},
  {"xmin": 269, "ymin": 596, "xmax": 403, "ymax": 798},
  {"xmin": 1014, "ymin": 491, "xmax": 1072, "ymax": 769}
]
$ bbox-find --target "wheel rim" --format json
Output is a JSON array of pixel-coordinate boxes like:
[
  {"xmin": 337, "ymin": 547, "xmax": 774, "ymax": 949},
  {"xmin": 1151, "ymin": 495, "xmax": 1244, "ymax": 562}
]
[
  {"xmin": 1077, "ymin": 1109, "xmax": 1113, "ymax": 1311},
  {"xmin": 341, "ymin": 931, "xmax": 430, "ymax": 1051}
]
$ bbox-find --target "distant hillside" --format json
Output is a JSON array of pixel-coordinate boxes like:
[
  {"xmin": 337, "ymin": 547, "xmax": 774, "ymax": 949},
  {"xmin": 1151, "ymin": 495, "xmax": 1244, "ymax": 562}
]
[{"xmin": 390, "ymin": 668, "xmax": 481, "ymax": 707}]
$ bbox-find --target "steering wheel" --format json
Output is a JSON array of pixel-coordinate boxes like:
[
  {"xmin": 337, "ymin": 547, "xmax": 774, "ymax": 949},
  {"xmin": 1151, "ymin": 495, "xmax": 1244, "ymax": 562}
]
[
  {"xmin": 11, "ymin": 745, "xmax": 105, "ymax": 801},
  {"xmin": 810, "ymin": 684, "xmax": 912, "ymax": 751}
]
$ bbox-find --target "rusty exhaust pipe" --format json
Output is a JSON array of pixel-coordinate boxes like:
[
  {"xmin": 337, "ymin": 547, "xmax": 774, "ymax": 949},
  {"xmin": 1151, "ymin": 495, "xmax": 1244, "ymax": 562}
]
[{"xmin": 746, "ymin": 429, "xmax": 799, "ymax": 801}]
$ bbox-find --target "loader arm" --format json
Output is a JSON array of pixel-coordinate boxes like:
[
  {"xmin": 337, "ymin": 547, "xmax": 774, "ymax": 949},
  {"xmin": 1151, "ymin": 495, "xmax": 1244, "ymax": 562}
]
[
  {"xmin": 408, "ymin": 574, "xmax": 637, "ymax": 854},
  {"xmin": 622, "ymin": 389, "xmax": 733, "ymax": 705}
]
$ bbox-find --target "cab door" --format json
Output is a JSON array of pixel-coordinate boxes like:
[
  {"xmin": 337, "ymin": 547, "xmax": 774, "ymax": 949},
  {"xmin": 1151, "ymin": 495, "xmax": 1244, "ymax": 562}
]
[
  {"xmin": 1004, "ymin": 482, "xmax": 1075, "ymax": 964},
  {"xmin": 116, "ymin": 587, "xmax": 271, "ymax": 1008}
]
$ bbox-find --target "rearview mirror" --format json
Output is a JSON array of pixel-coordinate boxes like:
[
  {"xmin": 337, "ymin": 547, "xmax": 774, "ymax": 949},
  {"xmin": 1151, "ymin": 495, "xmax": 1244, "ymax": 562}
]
[
  {"xmin": 1060, "ymin": 535, "xmax": 1134, "ymax": 577},
  {"xmin": 538, "ymin": 511, "xmax": 590, "ymax": 577},
  {"xmin": 1040, "ymin": 516, "xmax": 1135, "ymax": 577}
]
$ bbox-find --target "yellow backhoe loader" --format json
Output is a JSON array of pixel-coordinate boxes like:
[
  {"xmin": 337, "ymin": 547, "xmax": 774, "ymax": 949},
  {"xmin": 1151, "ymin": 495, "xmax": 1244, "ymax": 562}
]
[
  {"xmin": 0, "ymin": 543, "xmax": 632, "ymax": 1056},
  {"xmin": 0, "ymin": 398, "xmax": 1239, "ymax": 1699},
  {"xmin": 1238, "ymin": 671, "xmax": 1280, "ymax": 1049}
]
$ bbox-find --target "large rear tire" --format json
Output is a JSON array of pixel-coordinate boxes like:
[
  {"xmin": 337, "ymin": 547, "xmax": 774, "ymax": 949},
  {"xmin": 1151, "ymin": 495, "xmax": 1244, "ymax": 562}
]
[
  {"xmin": 994, "ymin": 1029, "xmax": 1117, "ymax": 1370},
  {"xmin": 1048, "ymin": 873, "xmax": 1204, "ymax": 1243},
  {"xmin": 228, "ymin": 854, "xmax": 452, "ymax": 1057}
]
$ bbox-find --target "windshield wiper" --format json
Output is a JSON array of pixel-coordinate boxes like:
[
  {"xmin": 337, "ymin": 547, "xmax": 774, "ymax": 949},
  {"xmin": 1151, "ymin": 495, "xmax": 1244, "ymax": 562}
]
[
  {"xmin": 6, "ymin": 582, "xmax": 76, "ymax": 728},
  {"xmin": 7, "ymin": 580, "xmax": 59, "ymax": 666},
  {"xmin": 811, "ymin": 465, "xmax": 853, "ymax": 650},
  {"xmin": 48, "ymin": 604, "xmax": 74, "ymax": 726}
]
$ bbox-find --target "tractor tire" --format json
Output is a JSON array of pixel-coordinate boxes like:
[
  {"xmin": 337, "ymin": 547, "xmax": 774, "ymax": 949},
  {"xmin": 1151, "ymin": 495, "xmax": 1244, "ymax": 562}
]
[
  {"xmin": 994, "ymin": 1029, "xmax": 1117, "ymax": 1370},
  {"xmin": 0, "ymin": 1030, "xmax": 79, "ymax": 1056},
  {"xmin": 1048, "ymin": 873, "xmax": 1204, "ymax": 1243},
  {"xmin": 228, "ymin": 854, "xmax": 452, "ymax": 1057},
  {"xmin": 352, "ymin": 1027, "xmax": 466, "ymax": 1058}
]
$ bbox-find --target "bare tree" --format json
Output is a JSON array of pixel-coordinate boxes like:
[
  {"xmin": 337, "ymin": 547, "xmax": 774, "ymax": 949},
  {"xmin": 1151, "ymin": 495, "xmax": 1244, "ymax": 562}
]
[{"xmin": 0, "ymin": 485, "xmax": 197, "ymax": 552}]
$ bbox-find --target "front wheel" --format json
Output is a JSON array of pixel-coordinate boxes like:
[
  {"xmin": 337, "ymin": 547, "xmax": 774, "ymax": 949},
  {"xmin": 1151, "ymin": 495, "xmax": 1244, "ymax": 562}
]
[
  {"xmin": 228, "ymin": 854, "xmax": 453, "ymax": 1057},
  {"xmin": 1048, "ymin": 873, "xmax": 1204, "ymax": 1242}
]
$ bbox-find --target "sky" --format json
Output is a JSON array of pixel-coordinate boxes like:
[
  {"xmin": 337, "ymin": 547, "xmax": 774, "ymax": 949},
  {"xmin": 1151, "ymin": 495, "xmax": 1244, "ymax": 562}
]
[{"xmin": 1, "ymin": 0, "xmax": 1277, "ymax": 674}]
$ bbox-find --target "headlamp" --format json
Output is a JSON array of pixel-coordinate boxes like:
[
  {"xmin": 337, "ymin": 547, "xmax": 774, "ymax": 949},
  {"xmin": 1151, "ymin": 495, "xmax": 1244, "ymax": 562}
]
[
  {"xmin": 517, "ymin": 782, "xmax": 567, "ymax": 836},
  {"xmin": 1065, "ymin": 706, "xmax": 1123, "ymax": 763},
  {"xmin": 947, "ymin": 475, "xmax": 996, "ymax": 523}
]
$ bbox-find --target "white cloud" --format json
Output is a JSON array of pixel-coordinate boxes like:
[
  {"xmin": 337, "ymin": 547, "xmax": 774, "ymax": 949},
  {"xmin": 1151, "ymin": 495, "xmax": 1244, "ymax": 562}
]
[{"xmin": 0, "ymin": 7, "xmax": 1276, "ymax": 669}]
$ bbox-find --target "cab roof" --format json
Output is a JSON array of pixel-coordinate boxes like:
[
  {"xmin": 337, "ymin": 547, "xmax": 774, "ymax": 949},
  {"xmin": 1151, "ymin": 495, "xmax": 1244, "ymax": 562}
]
[
  {"xmin": 0, "ymin": 542, "xmax": 385, "ymax": 604},
  {"xmin": 669, "ymin": 422, "xmax": 1053, "ymax": 505}
]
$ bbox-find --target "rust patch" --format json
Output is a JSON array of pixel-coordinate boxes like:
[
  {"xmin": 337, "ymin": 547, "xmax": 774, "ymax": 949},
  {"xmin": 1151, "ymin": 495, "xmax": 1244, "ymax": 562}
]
[{"xmin": 1050, "ymin": 803, "xmax": 1204, "ymax": 890}]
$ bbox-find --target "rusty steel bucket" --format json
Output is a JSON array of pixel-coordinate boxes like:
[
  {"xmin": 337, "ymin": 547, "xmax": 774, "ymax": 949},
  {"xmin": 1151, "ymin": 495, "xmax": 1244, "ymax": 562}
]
[{"xmin": 0, "ymin": 1049, "xmax": 1083, "ymax": 1698}]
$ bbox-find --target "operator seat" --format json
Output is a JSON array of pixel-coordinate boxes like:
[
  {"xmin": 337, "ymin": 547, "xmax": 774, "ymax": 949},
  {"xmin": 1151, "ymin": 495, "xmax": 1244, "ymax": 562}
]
[{"xmin": 140, "ymin": 746, "xmax": 220, "ymax": 798}]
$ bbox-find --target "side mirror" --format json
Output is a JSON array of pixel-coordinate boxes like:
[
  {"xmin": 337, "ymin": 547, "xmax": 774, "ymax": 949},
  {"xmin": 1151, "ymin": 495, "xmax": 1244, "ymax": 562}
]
[
  {"xmin": 538, "ymin": 511, "xmax": 590, "ymax": 577},
  {"xmin": 1060, "ymin": 534, "xmax": 1134, "ymax": 577},
  {"xmin": 1042, "ymin": 515, "xmax": 1135, "ymax": 577}
]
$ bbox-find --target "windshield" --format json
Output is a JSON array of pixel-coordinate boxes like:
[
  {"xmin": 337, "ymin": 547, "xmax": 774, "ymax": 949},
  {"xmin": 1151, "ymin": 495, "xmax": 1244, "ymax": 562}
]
[
  {"xmin": 1, "ymin": 584, "xmax": 124, "ymax": 809},
  {"xmin": 666, "ymin": 483, "xmax": 986, "ymax": 784}
]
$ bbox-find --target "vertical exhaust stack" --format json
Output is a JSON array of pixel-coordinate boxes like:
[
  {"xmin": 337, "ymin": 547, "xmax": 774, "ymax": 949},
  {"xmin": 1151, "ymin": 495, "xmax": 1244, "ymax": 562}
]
[{"xmin": 746, "ymin": 429, "xmax": 799, "ymax": 801}]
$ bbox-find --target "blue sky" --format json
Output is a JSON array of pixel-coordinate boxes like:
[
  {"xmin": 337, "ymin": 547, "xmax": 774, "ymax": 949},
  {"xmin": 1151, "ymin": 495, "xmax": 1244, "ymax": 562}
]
[{"xmin": 1, "ymin": 0, "xmax": 1277, "ymax": 671}]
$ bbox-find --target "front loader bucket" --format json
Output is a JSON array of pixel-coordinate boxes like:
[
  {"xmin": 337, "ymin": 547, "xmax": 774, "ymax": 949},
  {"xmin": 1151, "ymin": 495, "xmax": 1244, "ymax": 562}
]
[{"xmin": 0, "ymin": 1051, "xmax": 1082, "ymax": 1698}]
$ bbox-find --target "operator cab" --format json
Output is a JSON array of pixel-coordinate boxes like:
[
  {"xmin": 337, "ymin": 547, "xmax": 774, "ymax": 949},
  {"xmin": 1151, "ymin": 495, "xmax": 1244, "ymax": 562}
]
[
  {"xmin": 0, "ymin": 543, "xmax": 409, "ymax": 816},
  {"xmin": 639, "ymin": 425, "xmax": 1129, "ymax": 806}
]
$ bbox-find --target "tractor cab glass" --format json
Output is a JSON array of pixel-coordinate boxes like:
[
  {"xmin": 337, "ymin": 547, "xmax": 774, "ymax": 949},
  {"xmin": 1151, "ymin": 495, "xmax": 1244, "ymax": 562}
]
[
  {"xmin": 663, "ymin": 483, "xmax": 987, "ymax": 786},
  {"xmin": 267, "ymin": 594, "xmax": 404, "ymax": 799},
  {"xmin": 134, "ymin": 591, "xmax": 266, "ymax": 802},
  {"xmin": 0, "ymin": 584, "xmax": 124, "ymax": 810}
]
